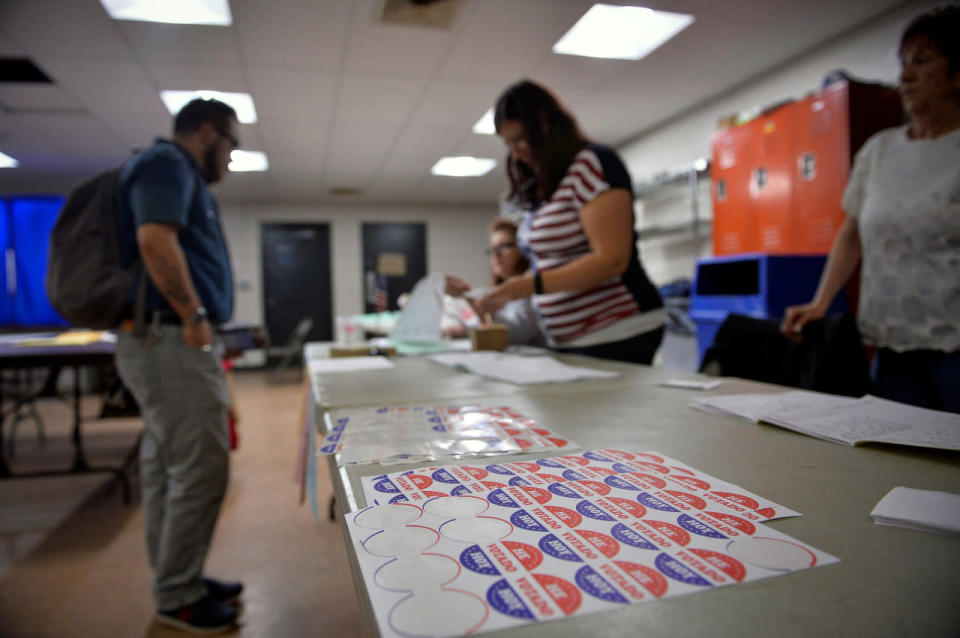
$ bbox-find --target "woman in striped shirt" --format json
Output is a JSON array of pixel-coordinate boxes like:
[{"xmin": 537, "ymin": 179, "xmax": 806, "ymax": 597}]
[{"xmin": 476, "ymin": 80, "xmax": 665, "ymax": 364}]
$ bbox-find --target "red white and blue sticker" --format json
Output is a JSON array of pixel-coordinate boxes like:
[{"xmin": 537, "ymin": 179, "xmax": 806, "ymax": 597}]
[
  {"xmin": 319, "ymin": 404, "xmax": 578, "ymax": 466},
  {"xmin": 363, "ymin": 448, "xmax": 798, "ymax": 521},
  {"xmin": 347, "ymin": 450, "xmax": 836, "ymax": 638}
]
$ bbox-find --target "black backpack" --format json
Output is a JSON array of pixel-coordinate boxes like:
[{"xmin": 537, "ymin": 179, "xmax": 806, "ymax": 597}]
[{"xmin": 45, "ymin": 167, "xmax": 145, "ymax": 329}]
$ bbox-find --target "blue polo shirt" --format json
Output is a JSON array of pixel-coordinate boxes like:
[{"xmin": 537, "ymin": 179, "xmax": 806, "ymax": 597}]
[{"xmin": 117, "ymin": 138, "xmax": 234, "ymax": 324}]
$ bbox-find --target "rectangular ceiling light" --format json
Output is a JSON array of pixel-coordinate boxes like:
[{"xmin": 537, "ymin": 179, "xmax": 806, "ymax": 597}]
[
  {"xmin": 0, "ymin": 151, "xmax": 19, "ymax": 168},
  {"xmin": 99, "ymin": 0, "xmax": 232, "ymax": 25},
  {"xmin": 431, "ymin": 156, "xmax": 496, "ymax": 177},
  {"xmin": 229, "ymin": 150, "xmax": 268, "ymax": 172},
  {"xmin": 553, "ymin": 4, "xmax": 693, "ymax": 60},
  {"xmin": 160, "ymin": 90, "xmax": 257, "ymax": 123},
  {"xmin": 472, "ymin": 108, "xmax": 495, "ymax": 135}
]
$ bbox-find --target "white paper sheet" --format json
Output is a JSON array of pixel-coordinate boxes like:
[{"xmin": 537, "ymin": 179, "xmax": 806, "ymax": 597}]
[
  {"xmin": 308, "ymin": 356, "xmax": 395, "ymax": 376},
  {"xmin": 870, "ymin": 487, "xmax": 960, "ymax": 535},
  {"xmin": 661, "ymin": 378, "xmax": 723, "ymax": 391},
  {"xmin": 390, "ymin": 273, "xmax": 445, "ymax": 342},
  {"xmin": 427, "ymin": 352, "xmax": 619, "ymax": 385}
]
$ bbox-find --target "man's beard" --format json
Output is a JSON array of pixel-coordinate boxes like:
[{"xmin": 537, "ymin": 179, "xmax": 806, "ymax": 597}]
[{"xmin": 202, "ymin": 143, "xmax": 220, "ymax": 184}]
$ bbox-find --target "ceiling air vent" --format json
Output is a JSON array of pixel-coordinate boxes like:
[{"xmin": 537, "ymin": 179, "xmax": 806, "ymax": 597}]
[
  {"xmin": 0, "ymin": 58, "xmax": 53, "ymax": 83},
  {"xmin": 377, "ymin": 0, "xmax": 467, "ymax": 29},
  {"xmin": 328, "ymin": 187, "xmax": 364, "ymax": 197}
]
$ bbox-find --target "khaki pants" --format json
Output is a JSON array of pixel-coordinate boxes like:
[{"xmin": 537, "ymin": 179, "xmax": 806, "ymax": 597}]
[{"xmin": 115, "ymin": 325, "xmax": 230, "ymax": 610}]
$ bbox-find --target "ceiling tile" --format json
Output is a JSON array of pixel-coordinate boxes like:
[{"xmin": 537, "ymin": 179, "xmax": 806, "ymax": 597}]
[
  {"xmin": 257, "ymin": 119, "xmax": 329, "ymax": 161},
  {"xmin": 232, "ymin": 0, "xmax": 350, "ymax": 73},
  {"xmin": 342, "ymin": 0, "xmax": 458, "ymax": 76},
  {"xmin": 407, "ymin": 80, "xmax": 504, "ymax": 128},
  {"xmin": 0, "ymin": 0, "xmax": 128, "ymax": 59},
  {"xmin": 0, "ymin": 84, "xmax": 84, "ymax": 111},
  {"xmin": 327, "ymin": 122, "xmax": 398, "ymax": 157},
  {"xmin": 118, "ymin": 22, "xmax": 240, "ymax": 66},
  {"xmin": 246, "ymin": 68, "xmax": 338, "ymax": 123},
  {"xmin": 436, "ymin": 0, "xmax": 588, "ymax": 79},
  {"xmin": 148, "ymin": 63, "xmax": 248, "ymax": 93},
  {"xmin": 37, "ymin": 57, "xmax": 164, "ymax": 116},
  {"xmin": 387, "ymin": 123, "xmax": 467, "ymax": 161},
  {"xmin": 334, "ymin": 73, "xmax": 430, "ymax": 124}
]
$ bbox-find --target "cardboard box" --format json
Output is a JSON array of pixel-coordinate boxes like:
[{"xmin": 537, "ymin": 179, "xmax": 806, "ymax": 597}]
[
  {"xmin": 329, "ymin": 346, "xmax": 396, "ymax": 358},
  {"xmin": 470, "ymin": 324, "xmax": 508, "ymax": 351}
]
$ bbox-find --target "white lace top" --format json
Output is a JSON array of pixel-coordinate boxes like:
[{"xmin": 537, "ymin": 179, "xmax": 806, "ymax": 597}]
[{"xmin": 843, "ymin": 124, "xmax": 960, "ymax": 352}]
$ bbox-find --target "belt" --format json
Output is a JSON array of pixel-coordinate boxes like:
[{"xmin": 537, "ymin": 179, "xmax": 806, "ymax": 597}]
[
  {"xmin": 156, "ymin": 311, "xmax": 182, "ymax": 325},
  {"xmin": 119, "ymin": 312, "xmax": 178, "ymax": 333}
]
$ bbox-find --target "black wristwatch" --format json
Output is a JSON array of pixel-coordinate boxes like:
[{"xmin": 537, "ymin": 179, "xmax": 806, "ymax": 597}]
[{"xmin": 188, "ymin": 306, "xmax": 209, "ymax": 326}]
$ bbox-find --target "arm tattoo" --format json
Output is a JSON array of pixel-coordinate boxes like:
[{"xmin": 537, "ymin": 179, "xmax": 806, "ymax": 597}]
[{"xmin": 139, "ymin": 227, "xmax": 198, "ymax": 312}]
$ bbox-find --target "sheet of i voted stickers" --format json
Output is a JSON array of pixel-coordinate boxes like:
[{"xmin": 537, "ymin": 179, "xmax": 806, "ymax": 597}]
[
  {"xmin": 361, "ymin": 449, "xmax": 800, "ymax": 520},
  {"xmin": 318, "ymin": 404, "xmax": 577, "ymax": 466},
  {"xmin": 345, "ymin": 450, "xmax": 834, "ymax": 638}
]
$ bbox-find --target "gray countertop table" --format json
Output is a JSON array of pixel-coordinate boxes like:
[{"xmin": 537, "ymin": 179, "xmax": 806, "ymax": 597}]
[{"xmin": 309, "ymin": 352, "xmax": 960, "ymax": 638}]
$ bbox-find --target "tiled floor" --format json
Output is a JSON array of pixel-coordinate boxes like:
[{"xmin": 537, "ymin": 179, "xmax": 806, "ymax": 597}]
[{"xmin": 0, "ymin": 370, "xmax": 364, "ymax": 637}]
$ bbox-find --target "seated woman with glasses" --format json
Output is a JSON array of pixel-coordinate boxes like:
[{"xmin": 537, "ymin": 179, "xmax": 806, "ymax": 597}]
[{"xmin": 444, "ymin": 218, "xmax": 546, "ymax": 346}]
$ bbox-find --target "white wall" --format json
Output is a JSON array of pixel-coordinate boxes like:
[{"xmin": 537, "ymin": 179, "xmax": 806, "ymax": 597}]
[
  {"xmin": 622, "ymin": 0, "xmax": 941, "ymax": 285},
  {"xmin": 220, "ymin": 202, "xmax": 496, "ymax": 326}
]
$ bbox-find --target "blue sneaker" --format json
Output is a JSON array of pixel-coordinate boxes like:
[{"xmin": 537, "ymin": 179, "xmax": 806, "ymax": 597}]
[
  {"xmin": 203, "ymin": 577, "xmax": 244, "ymax": 605},
  {"xmin": 156, "ymin": 594, "xmax": 238, "ymax": 634}
]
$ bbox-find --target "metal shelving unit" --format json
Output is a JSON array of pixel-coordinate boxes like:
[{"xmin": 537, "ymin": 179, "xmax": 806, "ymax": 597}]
[{"xmin": 635, "ymin": 160, "xmax": 712, "ymax": 245}]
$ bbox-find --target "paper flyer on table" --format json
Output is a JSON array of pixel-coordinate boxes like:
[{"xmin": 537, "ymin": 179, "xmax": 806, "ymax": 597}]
[
  {"xmin": 361, "ymin": 449, "xmax": 800, "ymax": 520},
  {"xmin": 427, "ymin": 351, "xmax": 619, "ymax": 385},
  {"xmin": 308, "ymin": 356, "xmax": 395, "ymax": 376},
  {"xmin": 318, "ymin": 404, "xmax": 578, "ymax": 466},
  {"xmin": 345, "ymin": 480, "xmax": 838, "ymax": 638}
]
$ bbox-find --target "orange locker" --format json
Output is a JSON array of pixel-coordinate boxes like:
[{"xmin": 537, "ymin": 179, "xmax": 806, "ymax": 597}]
[
  {"xmin": 711, "ymin": 123, "xmax": 755, "ymax": 254},
  {"xmin": 792, "ymin": 83, "xmax": 850, "ymax": 254},
  {"xmin": 711, "ymin": 79, "xmax": 903, "ymax": 256},
  {"xmin": 750, "ymin": 105, "xmax": 795, "ymax": 253}
]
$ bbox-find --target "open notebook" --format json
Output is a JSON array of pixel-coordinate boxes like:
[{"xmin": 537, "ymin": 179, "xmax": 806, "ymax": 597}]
[{"xmin": 691, "ymin": 390, "xmax": 960, "ymax": 451}]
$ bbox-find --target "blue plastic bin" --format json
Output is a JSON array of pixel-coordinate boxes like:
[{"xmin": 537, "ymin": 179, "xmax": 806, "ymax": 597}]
[{"xmin": 689, "ymin": 253, "xmax": 846, "ymax": 366}]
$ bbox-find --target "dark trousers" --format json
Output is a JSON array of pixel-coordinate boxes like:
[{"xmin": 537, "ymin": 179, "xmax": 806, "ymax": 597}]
[
  {"xmin": 559, "ymin": 326, "xmax": 664, "ymax": 365},
  {"xmin": 872, "ymin": 348, "xmax": 960, "ymax": 414}
]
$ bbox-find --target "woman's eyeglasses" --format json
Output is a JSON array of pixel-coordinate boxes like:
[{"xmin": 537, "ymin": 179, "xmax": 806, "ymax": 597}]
[{"xmin": 485, "ymin": 242, "xmax": 516, "ymax": 257}]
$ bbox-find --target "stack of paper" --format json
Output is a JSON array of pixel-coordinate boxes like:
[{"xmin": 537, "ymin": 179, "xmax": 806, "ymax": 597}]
[
  {"xmin": 660, "ymin": 378, "xmax": 723, "ymax": 391},
  {"xmin": 870, "ymin": 487, "xmax": 960, "ymax": 535},
  {"xmin": 691, "ymin": 391, "xmax": 960, "ymax": 451}
]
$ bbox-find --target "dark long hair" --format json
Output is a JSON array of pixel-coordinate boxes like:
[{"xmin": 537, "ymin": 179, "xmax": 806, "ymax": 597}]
[{"xmin": 494, "ymin": 80, "xmax": 588, "ymax": 209}]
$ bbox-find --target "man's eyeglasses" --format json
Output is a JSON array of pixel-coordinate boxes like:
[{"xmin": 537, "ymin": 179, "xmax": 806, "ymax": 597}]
[
  {"xmin": 485, "ymin": 242, "xmax": 516, "ymax": 257},
  {"xmin": 218, "ymin": 129, "xmax": 240, "ymax": 150}
]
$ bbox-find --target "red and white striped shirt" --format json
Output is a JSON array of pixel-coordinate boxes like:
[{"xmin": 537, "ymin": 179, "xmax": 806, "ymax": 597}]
[{"xmin": 523, "ymin": 145, "xmax": 664, "ymax": 347}]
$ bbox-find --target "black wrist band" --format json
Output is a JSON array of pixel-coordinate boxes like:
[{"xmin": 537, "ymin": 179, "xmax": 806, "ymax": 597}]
[{"xmin": 533, "ymin": 271, "xmax": 544, "ymax": 295}]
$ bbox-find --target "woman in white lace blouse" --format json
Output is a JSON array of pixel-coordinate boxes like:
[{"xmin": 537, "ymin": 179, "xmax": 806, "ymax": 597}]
[{"xmin": 783, "ymin": 7, "xmax": 960, "ymax": 412}]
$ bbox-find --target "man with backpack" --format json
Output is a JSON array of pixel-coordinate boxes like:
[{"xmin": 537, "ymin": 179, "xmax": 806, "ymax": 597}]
[{"xmin": 113, "ymin": 98, "xmax": 241, "ymax": 634}]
